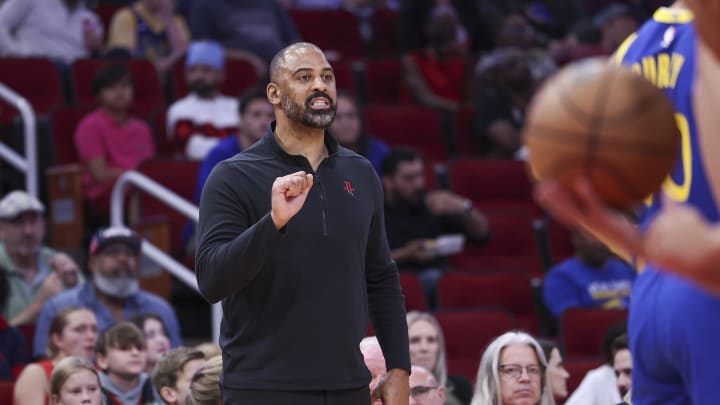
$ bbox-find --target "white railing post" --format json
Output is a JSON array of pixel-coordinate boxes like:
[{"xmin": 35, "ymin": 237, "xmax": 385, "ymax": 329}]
[
  {"xmin": 111, "ymin": 170, "xmax": 222, "ymax": 343},
  {"xmin": 0, "ymin": 83, "xmax": 37, "ymax": 197}
]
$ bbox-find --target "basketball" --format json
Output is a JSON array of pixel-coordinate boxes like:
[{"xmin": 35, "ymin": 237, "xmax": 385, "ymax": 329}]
[{"xmin": 523, "ymin": 57, "xmax": 680, "ymax": 209}]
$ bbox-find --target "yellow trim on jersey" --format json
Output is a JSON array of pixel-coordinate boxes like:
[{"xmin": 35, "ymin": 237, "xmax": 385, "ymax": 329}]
[
  {"xmin": 653, "ymin": 7, "xmax": 694, "ymax": 24},
  {"xmin": 614, "ymin": 33, "xmax": 638, "ymax": 65}
]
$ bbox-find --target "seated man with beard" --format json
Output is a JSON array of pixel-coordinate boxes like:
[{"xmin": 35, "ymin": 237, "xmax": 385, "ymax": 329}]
[
  {"xmin": 381, "ymin": 147, "xmax": 490, "ymax": 308},
  {"xmin": 32, "ymin": 226, "xmax": 181, "ymax": 358},
  {"xmin": 167, "ymin": 40, "xmax": 240, "ymax": 160}
]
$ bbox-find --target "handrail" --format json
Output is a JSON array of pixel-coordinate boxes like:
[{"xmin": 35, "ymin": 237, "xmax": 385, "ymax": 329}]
[
  {"xmin": 0, "ymin": 83, "xmax": 37, "ymax": 197},
  {"xmin": 110, "ymin": 170, "xmax": 222, "ymax": 342}
]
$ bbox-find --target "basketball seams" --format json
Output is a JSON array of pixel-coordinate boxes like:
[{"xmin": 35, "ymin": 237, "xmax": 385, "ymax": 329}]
[{"xmin": 525, "ymin": 124, "xmax": 678, "ymax": 155}]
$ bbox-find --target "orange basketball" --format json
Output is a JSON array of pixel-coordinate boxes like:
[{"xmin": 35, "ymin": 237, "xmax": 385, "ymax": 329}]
[{"xmin": 523, "ymin": 57, "xmax": 680, "ymax": 209}]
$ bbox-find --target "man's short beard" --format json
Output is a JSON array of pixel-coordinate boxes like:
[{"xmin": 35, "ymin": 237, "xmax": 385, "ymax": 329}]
[
  {"xmin": 281, "ymin": 93, "xmax": 336, "ymax": 128},
  {"xmin": 190, "ymin": 81, "xmax": 218, "ymax": 98}
]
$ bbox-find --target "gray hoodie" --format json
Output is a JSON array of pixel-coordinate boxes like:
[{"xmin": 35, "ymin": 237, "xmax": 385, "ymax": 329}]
[{"xmin": 98, "ymin": 371, "xmax": 155, "ymax": 405}]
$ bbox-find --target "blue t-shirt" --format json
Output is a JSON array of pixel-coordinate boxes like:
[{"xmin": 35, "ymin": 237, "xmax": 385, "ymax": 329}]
[
  {"xmin": 194, "ymin": 136, "xmax": 242, "ymax": 204},
  {"xmin": 0, "ymin": 317, "xmax": 29, "ymax": 381},
  {"xmin": 363, "ymin": 137, "xmax": 389, "ymax": 176},
  {"xmin": 543, "ymin": 257, "xmax": 636, "ymax": 318}
]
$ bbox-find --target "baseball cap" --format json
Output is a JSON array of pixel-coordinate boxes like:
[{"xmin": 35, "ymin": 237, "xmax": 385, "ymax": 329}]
[
  {"xmin": 0, "ymin": 190, "xmax": 44, "ymax": 220},
  {"xmin": 89, "ymin": 226, "xmax": 142, "ymax": 256},
  {"xmin": 186, "ymin": 41, "xmax": 225, "ymax": 70}
]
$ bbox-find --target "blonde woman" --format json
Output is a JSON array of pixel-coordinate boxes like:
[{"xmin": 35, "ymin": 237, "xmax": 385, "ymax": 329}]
[
  {"xmin": 50, "ymin": 356, "xmax": 102, "ymax": 405},
  {"xmin": 471, "ymin": 331, "xmax": 554, "ymax": 405},
  {"xmin": 15, "ymin": 307, "xmax": 99, "ymax": 405},
  {"xmin": 407, "ymin": 311, "xmax": 473, "ymax": 405},
  {"xmin": 187, "ymin": 355, "xmax": 222, "ymax": 405}
]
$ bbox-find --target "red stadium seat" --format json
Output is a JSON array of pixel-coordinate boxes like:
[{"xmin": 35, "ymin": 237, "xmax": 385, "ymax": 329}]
[
  {"xmin": 138, "ymin": 160, "xmax": 200, "ymax": 257},
  {"xmin": 364, "ymin": 59, "xmax": 406, "ymax": 105},
  {"xmin": 150, "ymin": 108, "xmax": 176, "ymax": 159},
  {"xmin": 71, "ymin": 59, "xmax": 163, "ymax": 118},
  {"xmin": 561, "ymin": 308, "xmax": 628, "ymax": 358},
  {"xmin": 455, "ymin": 106, "xmax": 483, "ymax": 157},
  {"xmin": 94, "ymin": 4, "xmax": 121, "ymax": 37},
  {"xmin": 438, "ymin": 271, "xmax": 539, "ymax": 334},
  {"xmin": 399, "ymin": 272, "xmax": 427, "ymax": 312},
  {"xmin": 17, "ymin": 324, "xmax": 36, "ymax": 357},
  {"xmin": 290, "ymin": 10, "xmax": 366, "ymax": 60},
  {"xmin": 449, "ymin": 159, "xmax": 541, "ymax": 217},
  {"xmin": 563, "ymin": 357, "xmax": 604, "ymax": 402},
  {"xmin": 50, "ymin": 106, "xmax": 94, "ymax": 165},
  {"xmin": 370, "ymin": 9, "xmax": 400, "ymax": 57},
  {"xmin": 330, "ymin": 59, "xmax": 357, "ymax": 93},
  {"xmin": 0, "ymin": 380, "xmax": 14, "ymax": 405},
  {"xmin": 0, "ymin": 58, "xmax": 65, "ymax": 124},
  {"xmin": 365, "ymin": 106, "xmax": 448, "ymax": 162},
  {"xmin": 172, "ymin": 58, "xmax": 260, "ymax": 100},
  {"xmin": 546, "ymin": 218, "xmax": 575, "ymax": 264},
  {"xmin": 435, "ymin": 309, "xmax": 517, "ymax": 381},
  {"xmin": 451, "ymin": 214, "xmax": 544, "ymax": 276}
]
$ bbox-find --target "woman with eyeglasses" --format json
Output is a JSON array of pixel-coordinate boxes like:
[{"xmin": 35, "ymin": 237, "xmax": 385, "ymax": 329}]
[{"xmin": 471, "ymin": 331, "xmax": 555, "ymax": 405}]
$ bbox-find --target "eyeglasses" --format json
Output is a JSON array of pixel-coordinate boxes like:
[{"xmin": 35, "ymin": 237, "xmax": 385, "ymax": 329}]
[
  {"xmin": 410, "ymin": 385, "xmax": 438, "ymax": 398},
  {"xmin": 499, "ymin": 364, "xmax": 543, "ymax": 379}
]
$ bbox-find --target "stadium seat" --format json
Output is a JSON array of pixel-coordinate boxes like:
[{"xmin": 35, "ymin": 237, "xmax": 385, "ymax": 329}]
[
  {"xmin": 138, "ymin": 160, "xmax": 200, "ymax": 257},
  {"xmin": 563, "ymin": 357, "xmax": 604, "ymax": 402},
  {"xmin": 398, "ymin": 272, "xmax": 427, "ymax": 312},
  {"xmin": 50, "ymin": 106, "xmax": 94, "ymax": 165},
  {"xmin": 365, "ymin": 106, "xmax": 448, "ymax": 162},
  {"xmin": 370, "ymin": 8, "xmax": 400, "ymax": 57},
  {"xmin": 438, "ymin": 271, "xmax": 539, "ymax": 334},
  {"xmin": 71, "ymin": 59, "xmax": 163, "ymax": 118},
  {"xmin": 449, "ymin": 159, "xmax": 541, "ymax": 217},
  {"xmin": 364, "ymin": 59, "xmax": 405, "ymax": 105},
  {"xmin": 0, "ymin": 380, "xmax": 14, "ymax": 405},
  {"xmin": 455, "ymin": 106, "xmax": 483, "ymax": 157},
  {"xmin": 435, "ymin": 309, "xmax": 517, "ymax": 381},
  {"xmin": 0, "ymin": 58, "xmax": 65, "ymax": 124},
  {"xmin": 290, "ymin": 9, "xmax": 366, "ymax": 60},
  {"xmin": 546, "ymin": 218, "xmax": 575, "ymax": 264},
  {"xmin": 561, "ymin": 308, "xmax": 628, "ymax": 358},
  {"xmin": 450, "ymin": 214, "xmax": 544, "ymax": 277},
  {"xmin": 172, "ymin": 58, "xmax": 260, "ymax": 100},
  {"xmin": 94, "ymin": 4, "xmax": 121, "ymax": 37},
  {"xmin": 150, "ymin": 108, "xmax": 176, "ymax": 159},
  {"xmin": 329, "ymin": 59, "xmax": 357, "ymax": 93}
]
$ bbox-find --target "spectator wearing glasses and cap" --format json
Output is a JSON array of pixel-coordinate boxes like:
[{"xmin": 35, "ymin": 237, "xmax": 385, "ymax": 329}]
[
  {"xmin": 167, "ymin": 40, "xmax": 240, "ymax": 161},
  {"xmin": 0, "ymin": 191, "xmax": 83, "ymax": 326},
  {"xmin": 32, "ymin": 226, "xmax": 181, "ymax": 358}
]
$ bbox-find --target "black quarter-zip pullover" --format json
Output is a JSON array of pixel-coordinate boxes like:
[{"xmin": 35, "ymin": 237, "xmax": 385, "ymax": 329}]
[{"xmin": 195, "ymin": 122, "xmax": 410, "ymax": 391}]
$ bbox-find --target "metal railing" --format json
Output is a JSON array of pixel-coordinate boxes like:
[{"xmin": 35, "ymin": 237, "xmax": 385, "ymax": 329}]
[
  {"xmin": 110, "ymin": 170, "xmax": 222, "ymax": 342},
  {"xmin": 0, "ymin": 83, "xmax": 37, "ymax": 197}
]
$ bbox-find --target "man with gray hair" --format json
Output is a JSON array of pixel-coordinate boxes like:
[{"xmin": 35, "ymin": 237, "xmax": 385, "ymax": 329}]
[
  {"xmin": 0, "ymin": 190, "xmax": 82, "ymax": 325},
  {"xmin": 409, "ymin": 365, "xmax": 445, "ymax": 405}
]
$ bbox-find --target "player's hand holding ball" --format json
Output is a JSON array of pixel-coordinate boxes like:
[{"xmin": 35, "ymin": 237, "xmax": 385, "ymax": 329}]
[{"xmin": 271, "ymin": 171, "xmax": 314, "ymax": 229}]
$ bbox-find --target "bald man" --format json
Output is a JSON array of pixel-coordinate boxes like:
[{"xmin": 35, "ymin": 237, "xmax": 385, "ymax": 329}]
[
  {"xmin": 196, "ymin": 42, "xmax": 410, "ymax": 405},
  {"xmin": 408, "ymin": 365, "xmax": 445, "ymax": 405}
]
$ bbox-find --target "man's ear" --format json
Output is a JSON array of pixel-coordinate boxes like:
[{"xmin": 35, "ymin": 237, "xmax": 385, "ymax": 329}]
[
  {"xmin": 437, "ymin": 386, "xmax": 446, "ymax": 400},
  {"xmin": 96, "ymin": 353, "xmax": 108, "ymax": 371},
  {"xmin": 267, "ymin": 83, "xmax": 281, "ymax": 106},
  {"xmin": 159, "ymin": 386, "xmax": 178, "ymax": 405}
]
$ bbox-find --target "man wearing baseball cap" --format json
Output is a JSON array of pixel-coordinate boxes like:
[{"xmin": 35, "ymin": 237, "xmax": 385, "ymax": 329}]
[
  {"xmin": 32, "ymin": 225, "xmax": 182, "ymax": 358},
  {"xmin": 167, "ymin": 40, "xmax": 240, "ymax": 160},
  {"xmin": 0, "ymin": 191, "xmax": 83, "ymax": 326}
]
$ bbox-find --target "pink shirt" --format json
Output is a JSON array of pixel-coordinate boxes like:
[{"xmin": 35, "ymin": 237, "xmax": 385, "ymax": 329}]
[{"xmin": 74, "ymin": 108, "xmax": 155, "ymax": 200}]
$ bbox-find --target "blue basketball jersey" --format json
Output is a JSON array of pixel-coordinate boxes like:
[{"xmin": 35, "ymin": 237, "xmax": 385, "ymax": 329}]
[{"xmin": 615, "ymin": 7, "xmax": 719, "ymax": 224}]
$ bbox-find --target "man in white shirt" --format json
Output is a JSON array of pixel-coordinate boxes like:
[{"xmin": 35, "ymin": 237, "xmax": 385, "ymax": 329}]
[
  {"xmin": 166, "ymin": 40, "xmax": 240, "ymax": 160},
  {"xmin": 0, "ymin": 0, "xmax": 102, "ymax": 63}
]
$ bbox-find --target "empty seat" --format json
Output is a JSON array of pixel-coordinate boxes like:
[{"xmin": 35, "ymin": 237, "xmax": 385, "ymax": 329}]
[
  {"xmin": 0, "ymin": 58, "xmax": 65, "ymax": 124},
  {"xmin": 172, "ymin": 58, "xmax": 260, "ymax": 100},
  {"xmin": 71, "ymin": 59, "xmax": 163, "ymax": 118},
  {"xmin": 365, "ymin": 106, "xmax": 448, "ymax": 162},
  {"xmin": 435, "ymin": 309, "xmax": 517, "ymax": 381},
  {"xmin": 50, "ymin": 106, "xmax": 94, "ymax": 164},
  {"xmin": 330, "ymin": 59, "xmax": 357, "ymax": 93},
  {"xmin": 138, "ymin": 159, "xmax": 201, "ymax": 257},
  {"xmin": 438, "ymin": 271, "xmax": 539, "ymax": 334},
  {"xmin": 364, "ymin": 59, "xmax": 405, "ymax": 105},
  {"xmin": 454, "ymin": 106, "xmax": 483, "ymax": 157},
  {"xmin": 370, "ymin": 9, "xmax": 400, "ymax": 57},
  {"xmin": 451, "ymin": 214, "xmax": 544, "ymax": 277},
  {"xmin": 449, "ymin": 159, "xmax": 541, "ymax": 217},
  {"xmin": 399, "ymin": 272, "xmax": 427, "ymax": 312},
  {"xmin": 0, "ymin": 380, "xmax": 14, "ymax": 405},
  {"xmin": 561, "ymin": 308, "xmax": 628, "ymax": 358},
  {"xmin": 290, "ymin": 9, "xmax": 366, "ymax": 60}
]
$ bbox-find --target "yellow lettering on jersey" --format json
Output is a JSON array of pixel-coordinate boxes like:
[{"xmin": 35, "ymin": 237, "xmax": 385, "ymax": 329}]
[
  {"xmin": 670, "ymin": 53, "xmax": 685, "ymax": 88},
  {"xmin": 657, "ymin": 53, "xmax": 671, "ymax": 88},
  {"xmin": 631, "ymin": 63, "xmax": 641, "ymax": 74},
  {"xmin": 663, "ymin": 113, "xmax": 692, "ymax": 202},
  {"xmin": 642, "ymin": 56, "xmax": 657, "ymax": 85}
]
